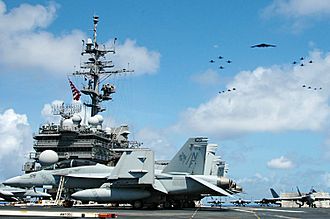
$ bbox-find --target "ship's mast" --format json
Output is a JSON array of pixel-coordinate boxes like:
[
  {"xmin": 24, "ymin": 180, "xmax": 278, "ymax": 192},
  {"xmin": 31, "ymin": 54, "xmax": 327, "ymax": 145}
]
[{"xmin": 74, "ymin": 16, "xmax": 133, "ymax": 117}]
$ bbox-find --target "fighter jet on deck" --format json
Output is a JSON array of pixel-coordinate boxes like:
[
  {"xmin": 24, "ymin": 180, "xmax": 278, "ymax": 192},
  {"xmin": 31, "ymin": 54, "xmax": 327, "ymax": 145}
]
[
  {"xmin": 208, "ymin": 197, "xmax": 224, "ymax": 207},
  {"xmin": 230, "ymin": 198, "xmax": 251, "ymax": 206},
  {"xmin": 71, "ymin": 137, "xmax": 242, "ymax": 209},
  {"xmin": 0, "ymin": 184, "xmax": 50, "ymax": 202},
  {"xmin": 251, "ymin": 43, "xmax": 276, "ymax": 48},
  {"xmin": 3, "ymin": 159, "xmax": 114, "ymax": 190},
  {"xmin": 4, "ymin": 137, "xmax": 241, "ymax": 209},
  {"xmin": 255, "ymin": 187, "xmax": 330, "ymax": 208}
]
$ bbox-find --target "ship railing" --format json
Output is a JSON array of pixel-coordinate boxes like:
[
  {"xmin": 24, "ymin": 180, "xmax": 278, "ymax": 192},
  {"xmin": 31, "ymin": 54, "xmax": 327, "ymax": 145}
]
[
  {"xmin": 129, "ymin": 141, "xmax": 142, "ymax": 148},
  {"xmin": 60, "ymin": 125, "xmax": 79, "ymax": 132},
  {"xmin": 28, "ymin": 152, "xmax": 38, "ymax": 159},
  {"xmin": 37, "ymin": 124, "xmax": 60, "ymax": 134},
  {"xmin": 56, "ymin": 151, "xmax": 94, "ymax": 159}
]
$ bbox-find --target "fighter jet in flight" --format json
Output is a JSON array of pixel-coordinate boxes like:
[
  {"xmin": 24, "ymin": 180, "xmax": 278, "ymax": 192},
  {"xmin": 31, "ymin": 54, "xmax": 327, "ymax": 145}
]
[{"xmin": 251, "ymin": 43, "xmax": 276, "ymax": 48}]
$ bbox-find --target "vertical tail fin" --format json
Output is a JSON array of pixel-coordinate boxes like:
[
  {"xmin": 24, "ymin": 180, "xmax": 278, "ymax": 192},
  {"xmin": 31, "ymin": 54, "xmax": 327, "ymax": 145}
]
[
  {"xmin": 203, "ymin": 143, "xmax": 218, "ymax": 175},
  {"xmin": 296, "ymin": 186, "xmax": 302, "ymax": 196},
  {"xmin": 270, "ymin": 188, "xmax": 280, "ymax": 198},
  {"xmin": 162, "ymin": 137, "xmax": 208, "ymax": 175}
]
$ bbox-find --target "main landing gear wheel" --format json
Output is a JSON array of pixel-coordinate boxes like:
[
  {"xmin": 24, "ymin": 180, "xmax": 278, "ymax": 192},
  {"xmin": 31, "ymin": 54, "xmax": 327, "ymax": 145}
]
[
  {"xmin": 132, "ymin": 200, "xmax": 144, "ymax": 209},
  {"xmin": 63, "ymin": 200, "xmax": 74, "ymax": 208}
]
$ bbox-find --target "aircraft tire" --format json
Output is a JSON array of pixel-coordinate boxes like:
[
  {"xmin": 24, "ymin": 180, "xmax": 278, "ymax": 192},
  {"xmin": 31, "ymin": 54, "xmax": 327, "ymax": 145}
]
[
  {"xmin": 132, "ymin": 200, "xmax": 143, "ymax": 209},
  {"xmin": 63, "ymin": 200, "xmax": 74, "ymax": 208},
  {"xmin": 164, "ymin": 201, "xmax": 171, "ymax": 209}
]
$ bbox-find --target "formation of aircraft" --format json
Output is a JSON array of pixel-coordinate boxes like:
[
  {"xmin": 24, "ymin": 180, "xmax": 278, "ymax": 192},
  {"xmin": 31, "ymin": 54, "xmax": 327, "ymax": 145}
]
[
  {"xmin": 3, "ymin": 137, "xmax": 242, "ymax": 209},
  {"xmin": 302, "ymin": 85, "xmax": 322, "ymax": 90},
  {"xmin": 292, "ymin": 56, "xmax": 313, "ymax": 66},
  {"xmin": 219, "ymin": 87, "xmax": 236, "ymax": 94},
  {"xmin": 209, "ymin": 55, "xmax": 232, "ymax": 70}
]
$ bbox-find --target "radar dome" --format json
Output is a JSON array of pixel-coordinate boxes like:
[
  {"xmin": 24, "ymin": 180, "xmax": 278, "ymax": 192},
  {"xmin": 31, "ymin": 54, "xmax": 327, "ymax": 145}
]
[
  {"xmin": 72, "ymin": 114, "xmax": 82, "ymax": 125},
  {"xmin": 94, "ymin": 115, "xmax": 104, "ymax": 124},
  {"xmin": 39, "ymin": 150, "xmax": 59, "ymax": 166},
  {"xmin": 88, "ymin": 116, "xmax": 99, "ymax": 127},
  {"xmin": 62, "ymin": 119, "xmax": 73, "ymax": 127}
]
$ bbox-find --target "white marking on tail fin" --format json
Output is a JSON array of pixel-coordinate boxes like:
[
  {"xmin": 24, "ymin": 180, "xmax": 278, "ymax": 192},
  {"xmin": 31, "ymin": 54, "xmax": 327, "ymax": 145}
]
[{"xmin": 162, "ymin": 137, "xmax": 208, "ymax": 175}]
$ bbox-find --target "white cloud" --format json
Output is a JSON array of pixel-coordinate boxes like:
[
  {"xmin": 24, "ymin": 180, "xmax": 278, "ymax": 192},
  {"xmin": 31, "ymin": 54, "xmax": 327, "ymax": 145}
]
[
  {"xmin": 0, "ymin": 109, "xmax": 32, "ymax": 179},
  {"xmin": 267, "ymin": 156, "xmax": 294, "ymax": 169},
  {"xmin": 175, "ymin": 50, "xmax": 330, "ymax": 138},
  {"xmin": 322, "ymin": 172, "xmax": 330, "ymax": 188},
  {"xmin": 237, "ymin": 172, "xmax": 270, "ymax": 184},
  {"xmin": 262, "ymin": 0, "xmax": 330, "ymax": 32},
  {"xmin": 135, "ymin": 128, "xmax": 176, "ymax": 160},
  {"xmin": 0, "ymin": 1, "xmax": 84, "ymax": 75},
  {"xmin": 0, "ymin": 1, "xmax": 56, "ymax": 33},
  {"xmin": 112, "ymin": 39, "xmax": 160, "ymax": 75},
  {"xmin": 191, "ymin": 69, "xmax": 221, "ymax": 86},
  {"xmin": 41, "ymin": 100, "xmax": 64, "ymax": 123},
  {"xmin": 263, "ymin": 0, "xmax": 330, "ymax": 18},
  {"xmin": 0, "ymin": 1, "xmax": 160, "ymax": 76}
]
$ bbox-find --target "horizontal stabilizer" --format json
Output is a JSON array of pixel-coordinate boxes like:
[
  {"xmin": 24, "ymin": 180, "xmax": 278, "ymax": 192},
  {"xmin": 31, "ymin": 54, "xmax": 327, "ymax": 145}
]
[
  {"xmin": 0, "ymin": 191, "xmax": 14, "ymax": 196},
  {"xmin": 189, "ymin": 175, "xmax": 232, "ymax": 197},
  {"xmin": 153, "ymin": 179, "xmax": 168, "ymax": 194},
  {"xmin": 108, "ymin": 149, "xmax": 154, "ymax": 185},
  {"xmin": 24, "ymin": 190, "xmax": 51, "ymax": 197}
]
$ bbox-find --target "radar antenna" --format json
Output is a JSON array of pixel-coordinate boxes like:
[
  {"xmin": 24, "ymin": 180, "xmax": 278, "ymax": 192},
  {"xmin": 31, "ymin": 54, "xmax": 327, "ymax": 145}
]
[
  {"xmin": 73, "ymin": 16, "xmax": 134, "ymax": 117},
  {"xmin": 52, "ymin": 103, "xmax": 82, "ymax": 119}
]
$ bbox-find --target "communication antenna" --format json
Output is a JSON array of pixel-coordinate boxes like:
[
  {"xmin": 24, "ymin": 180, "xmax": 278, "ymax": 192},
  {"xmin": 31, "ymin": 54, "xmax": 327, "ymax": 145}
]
[
  {"xmin": 73, "ymin": 16, "xmax": 134, "ymax": 117},
  {"xmin": 52, "ymin": 103, "xmax": 82, "ymax": 119}
]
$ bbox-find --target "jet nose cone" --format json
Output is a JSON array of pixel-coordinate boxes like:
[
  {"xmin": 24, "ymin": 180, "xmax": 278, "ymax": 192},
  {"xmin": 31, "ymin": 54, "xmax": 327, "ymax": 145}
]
[
  {"xmin": 235, "ymin": 185, "xmax": 243, "ymax": 193},
  {"xmin": 71, "ymin": 190, "xmax": 93, "ymax": 201},
  {"xmin": 3, "ymin": 176, "xmax": 23, "ymax": 187}
]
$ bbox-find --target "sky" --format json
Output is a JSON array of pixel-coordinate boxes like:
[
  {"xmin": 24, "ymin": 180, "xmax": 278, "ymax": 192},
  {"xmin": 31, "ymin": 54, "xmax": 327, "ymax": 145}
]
[{"xmin": 2, "ymin": 0, "xmax": 330, "ymax": 200}]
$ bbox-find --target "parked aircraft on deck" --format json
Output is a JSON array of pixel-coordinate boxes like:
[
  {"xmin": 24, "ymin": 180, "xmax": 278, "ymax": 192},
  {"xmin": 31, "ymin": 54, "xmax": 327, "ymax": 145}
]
[{"xmin": 71, "ymin": 138, "xmax": 242, "ymax": 208}]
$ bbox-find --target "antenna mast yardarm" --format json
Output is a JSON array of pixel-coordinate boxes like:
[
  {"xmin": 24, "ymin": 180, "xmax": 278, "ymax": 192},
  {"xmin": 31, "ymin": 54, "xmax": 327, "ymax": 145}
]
[{"xmin": 73, "ymin": 16, "xmax": 133, "ymax": 117}]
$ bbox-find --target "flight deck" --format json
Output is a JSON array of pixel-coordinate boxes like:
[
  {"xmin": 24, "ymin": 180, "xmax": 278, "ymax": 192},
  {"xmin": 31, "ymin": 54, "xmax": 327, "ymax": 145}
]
[{"xmin": 1, "ymin": 205, "xmax": 330, "ymax": 219}]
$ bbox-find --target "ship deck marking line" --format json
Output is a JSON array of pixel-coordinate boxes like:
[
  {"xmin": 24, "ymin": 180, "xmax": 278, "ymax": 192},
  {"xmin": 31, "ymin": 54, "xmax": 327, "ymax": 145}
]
[
  {"xmin": 245, "ymin": 207, "xmax": 305, "ymax": 213},
  {"xmin": 0, "ymin": 209, "xmax": 117, "ymax": 218},
  {"xmin": 272, "ymin": 215, "xmax": 300, "ymax": 219},
  {"xmin": 231, "ymin": 208, "xmax": 260, "ymax": 219},
  {"xmin": 190, "ymin": 207, "xmax": 200, "ymax": 218}
]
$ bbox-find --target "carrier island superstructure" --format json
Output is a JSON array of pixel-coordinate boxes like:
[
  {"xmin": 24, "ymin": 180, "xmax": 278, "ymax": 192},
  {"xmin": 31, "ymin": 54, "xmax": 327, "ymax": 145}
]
[{"xmin": 23, "ymin": 16, "xmax": 136, "ymax": 173}]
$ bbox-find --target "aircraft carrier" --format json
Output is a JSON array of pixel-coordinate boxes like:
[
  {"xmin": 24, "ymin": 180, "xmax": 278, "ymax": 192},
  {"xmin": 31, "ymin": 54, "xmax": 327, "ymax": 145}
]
[
  {"xmin": 22, "ymin": 15, "xmax": 137, "ymax": 173},
  {"xmin": 0, "ymin": 15, "xmax": 246, "ymax": 216}
]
